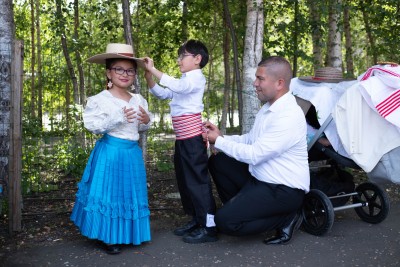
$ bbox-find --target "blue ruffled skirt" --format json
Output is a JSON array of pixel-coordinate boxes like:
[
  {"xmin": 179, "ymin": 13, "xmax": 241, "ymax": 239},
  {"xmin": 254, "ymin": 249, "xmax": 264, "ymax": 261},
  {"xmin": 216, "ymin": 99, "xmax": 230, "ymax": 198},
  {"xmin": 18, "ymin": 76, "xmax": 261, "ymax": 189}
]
[{"xmin": 70, "ymin": 134, "xmax": 151, "ymax": 245}]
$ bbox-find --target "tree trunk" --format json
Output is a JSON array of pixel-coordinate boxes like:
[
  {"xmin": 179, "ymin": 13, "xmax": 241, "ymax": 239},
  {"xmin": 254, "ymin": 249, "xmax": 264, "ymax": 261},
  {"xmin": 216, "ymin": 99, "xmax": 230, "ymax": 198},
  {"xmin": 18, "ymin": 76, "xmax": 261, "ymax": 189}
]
[
  {"xmin": 229, "ymin": 73, "xmax": 235, "ymax": 129},
  {"xmin": 36, "ymin": 0, "xmax": 43, "ymax": 124},
  {"xmin": 181, "ymin": 0, "xmax": 188, "ymax": 42},
  {"xmin": 74, "ymin": 0, "xmax": 85, "ymax": 106},
  {"xmin": 122, "ymin": 0, "xmax": 141, "ymax": 95},
  {"xmin": 242, "ymin": 0, "xmax": 263, "ymax": 134},
  {"xmin": 220, "ymin": 20, "xmax": 231, "ymax": 134},
  {"xmin": 30, "ymin": 0, "xmax": 36, "ymax": 118},
  {"xmin": 360, "ymin": 0, "xmax": 378, "ymax": 65},
  {"xmin": 343, "ymin": 1, "xmax": 354, "ymax": 77},
  {"xmin": 306, "ymin": 0, "xmax": 323, "ymax": 69},
  {"xmin": 223, "ymin": 0, "xmax": 242, "ymax": 131},
  {"xmin": 292, "ymin": 0, "xmax": 299, "ymax": 77},
  {"xmin": 0, "ymin": 0, "xmax": 21, "ymax": 232},
  {"xmin": 205, "ymin": 12, "xmax": 218, "ymax": 121},
  {"xmin": 121, "ymin": 0, "xmax": 147, "ymax": 161},
  {"xmin": 122, "ymin": 0, "xmax": 134, "ymax": 46},
  {"xmin": 66, "ymin": 83, "xmax": 71, "ymax": 128},
  {"xmin": 327, "ymin": 0, "xmax": 343, "ymax": 69},
  {"xmin": 56, "ymin": 0, "xmax": 79, "ymax": 104}
]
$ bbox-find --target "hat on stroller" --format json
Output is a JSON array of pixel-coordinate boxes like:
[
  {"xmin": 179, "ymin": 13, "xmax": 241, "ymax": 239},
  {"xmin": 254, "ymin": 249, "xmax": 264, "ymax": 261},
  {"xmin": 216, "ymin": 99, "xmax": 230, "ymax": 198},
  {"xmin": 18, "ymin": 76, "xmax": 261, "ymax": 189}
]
[{"xmin": 299, "ymin": 67, "xmax": 355, "ymax": 83}]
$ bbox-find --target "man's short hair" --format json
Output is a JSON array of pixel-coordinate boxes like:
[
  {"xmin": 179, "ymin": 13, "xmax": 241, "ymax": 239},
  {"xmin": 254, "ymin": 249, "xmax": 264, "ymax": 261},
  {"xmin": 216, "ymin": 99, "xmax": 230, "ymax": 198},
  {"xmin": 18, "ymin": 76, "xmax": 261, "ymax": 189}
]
[
  {"xmin": 178, "ymin": 39, "xmax": 209, "ymax": 69},
  {"xmin": 258, "ymin": 56, "xmax": 293, "ymax": 87}
]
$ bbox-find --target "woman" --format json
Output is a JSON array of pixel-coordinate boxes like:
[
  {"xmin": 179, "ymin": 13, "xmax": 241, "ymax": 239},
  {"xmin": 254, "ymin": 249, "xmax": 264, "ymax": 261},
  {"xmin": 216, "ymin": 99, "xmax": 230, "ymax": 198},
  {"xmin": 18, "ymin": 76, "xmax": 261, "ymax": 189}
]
[{"xmin": 70, "ymin": 43, "xmax": 152, "ymax": 254}]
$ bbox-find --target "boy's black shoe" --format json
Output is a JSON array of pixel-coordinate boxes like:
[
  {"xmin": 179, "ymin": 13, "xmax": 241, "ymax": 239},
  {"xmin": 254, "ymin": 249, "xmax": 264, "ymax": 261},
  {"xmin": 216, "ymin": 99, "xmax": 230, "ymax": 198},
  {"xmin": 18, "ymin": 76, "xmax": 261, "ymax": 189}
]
[
  {"xmin": 182, "ymin": 227, "xmax": 218, "ymax": 244},
  {"xmin": 173, "ymin": 219, "xmax": 199, "ymax": 236}
]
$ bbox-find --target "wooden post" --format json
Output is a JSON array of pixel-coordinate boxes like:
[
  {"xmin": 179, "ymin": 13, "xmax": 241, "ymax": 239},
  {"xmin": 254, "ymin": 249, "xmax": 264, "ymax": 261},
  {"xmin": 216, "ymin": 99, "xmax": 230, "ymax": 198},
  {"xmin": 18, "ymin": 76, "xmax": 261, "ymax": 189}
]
[{"xmin": 9, "ymin": 40, "xmax": 23, "ymax": 233}]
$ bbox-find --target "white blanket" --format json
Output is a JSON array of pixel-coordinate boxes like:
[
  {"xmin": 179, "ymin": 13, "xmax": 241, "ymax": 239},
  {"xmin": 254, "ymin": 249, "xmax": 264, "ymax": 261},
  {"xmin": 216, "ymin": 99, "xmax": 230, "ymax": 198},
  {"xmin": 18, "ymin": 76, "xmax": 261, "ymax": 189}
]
[
  {"xmin": 333, "ymin": 83, "xmax": 400, "ymax": 172},
  {"xmin": 358, "ymin": 65, "xmax": 400, "ymax": 132},
  {"xmin": 290, "ymin": 78, "xmax": 357, "ymax": 157}
]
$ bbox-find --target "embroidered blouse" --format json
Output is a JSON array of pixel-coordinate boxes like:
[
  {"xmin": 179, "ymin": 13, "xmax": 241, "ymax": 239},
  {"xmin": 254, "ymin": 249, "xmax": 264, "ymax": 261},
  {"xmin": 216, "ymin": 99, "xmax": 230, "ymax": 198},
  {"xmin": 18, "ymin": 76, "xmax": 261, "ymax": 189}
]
[{"xmin": 83, "ymin": 90, "xmax": 152, "ymax": 141}]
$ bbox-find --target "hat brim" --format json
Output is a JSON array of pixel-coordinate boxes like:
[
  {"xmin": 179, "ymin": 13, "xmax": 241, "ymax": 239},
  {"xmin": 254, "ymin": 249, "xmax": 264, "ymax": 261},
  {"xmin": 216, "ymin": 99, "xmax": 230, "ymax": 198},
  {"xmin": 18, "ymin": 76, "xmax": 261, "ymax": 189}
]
[
  {"xmin": 86, "ymin": 53, "xmax": 145, "ymax": 68},
  {"xmin": 298, "ymin": 76, "xmax": 355, "ymax": 83}
]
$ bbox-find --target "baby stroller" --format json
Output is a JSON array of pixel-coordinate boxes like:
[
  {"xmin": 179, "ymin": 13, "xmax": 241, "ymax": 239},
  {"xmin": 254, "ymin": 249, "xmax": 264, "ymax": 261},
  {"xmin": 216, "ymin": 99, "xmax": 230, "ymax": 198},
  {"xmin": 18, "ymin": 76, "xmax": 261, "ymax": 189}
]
[{"xmin": 292, "ymin": 75, "xmax": 398, "ymax": 236}]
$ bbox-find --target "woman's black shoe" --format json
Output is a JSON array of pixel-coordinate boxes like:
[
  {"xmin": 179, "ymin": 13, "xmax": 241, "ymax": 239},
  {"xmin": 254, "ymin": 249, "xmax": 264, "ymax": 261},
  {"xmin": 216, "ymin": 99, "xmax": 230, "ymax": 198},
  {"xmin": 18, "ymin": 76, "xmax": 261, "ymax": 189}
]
[{"xmin": 105, "ymin": 244, "xmax": 122, "ymax": 254}]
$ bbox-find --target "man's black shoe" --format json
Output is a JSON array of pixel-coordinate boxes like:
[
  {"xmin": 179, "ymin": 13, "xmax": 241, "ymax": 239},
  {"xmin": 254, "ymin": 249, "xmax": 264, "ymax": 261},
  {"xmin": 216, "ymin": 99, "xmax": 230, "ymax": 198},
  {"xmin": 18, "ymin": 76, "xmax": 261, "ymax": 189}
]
[
  {"xmin": 263, "ymin": 212, "xmax": 302, "ymax": 245},
  {"xmin": 173, "ymin": 219, "xmax": 199, "ymax": 236},
  {"xmin": 182, "ymin": 227, "xmax": 218, "ymax": 244},
  {"xmin": 104, "ymin": 244, "xmax": 122, "ymax": 254}
]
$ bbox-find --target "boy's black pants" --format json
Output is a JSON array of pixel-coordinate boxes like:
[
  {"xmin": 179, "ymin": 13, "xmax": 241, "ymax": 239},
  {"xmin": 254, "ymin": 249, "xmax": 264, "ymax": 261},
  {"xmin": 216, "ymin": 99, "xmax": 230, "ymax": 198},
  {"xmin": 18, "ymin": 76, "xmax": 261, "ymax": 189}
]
[{"xmin": 174, "ymin": 135, "xmax": 216, "ymax": 226}]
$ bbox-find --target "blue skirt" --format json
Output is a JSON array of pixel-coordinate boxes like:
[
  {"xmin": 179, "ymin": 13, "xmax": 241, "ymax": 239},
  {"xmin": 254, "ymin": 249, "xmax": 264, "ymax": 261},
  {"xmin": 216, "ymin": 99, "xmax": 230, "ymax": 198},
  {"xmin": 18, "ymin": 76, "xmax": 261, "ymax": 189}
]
[{"xmin": 70, "ymin": 134, "xmax": 151, "ymax": 245}]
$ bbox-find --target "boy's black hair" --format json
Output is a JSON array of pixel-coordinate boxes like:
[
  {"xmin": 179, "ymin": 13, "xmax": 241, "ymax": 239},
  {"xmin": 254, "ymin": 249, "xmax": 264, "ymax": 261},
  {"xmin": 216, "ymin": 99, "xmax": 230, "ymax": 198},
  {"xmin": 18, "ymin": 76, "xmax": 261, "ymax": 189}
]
[{"xmin": 178, "ymin": 39, "xmax": 209, "ymax": 69}]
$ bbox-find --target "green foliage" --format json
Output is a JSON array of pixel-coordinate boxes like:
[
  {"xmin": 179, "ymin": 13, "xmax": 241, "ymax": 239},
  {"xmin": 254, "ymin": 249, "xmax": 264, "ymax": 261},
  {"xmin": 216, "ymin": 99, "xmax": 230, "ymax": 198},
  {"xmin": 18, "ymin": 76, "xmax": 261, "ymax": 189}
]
[
  {"xmin": 147, "ymin": 132, "xmax": 175, "ymax": 172},
  {"xmin": 12, "ymin": 0, "xmax": 400, "ymax": 195},
  {"xmin": 52, "ymin": 135, "xmax": 92, "ymax": 177}
]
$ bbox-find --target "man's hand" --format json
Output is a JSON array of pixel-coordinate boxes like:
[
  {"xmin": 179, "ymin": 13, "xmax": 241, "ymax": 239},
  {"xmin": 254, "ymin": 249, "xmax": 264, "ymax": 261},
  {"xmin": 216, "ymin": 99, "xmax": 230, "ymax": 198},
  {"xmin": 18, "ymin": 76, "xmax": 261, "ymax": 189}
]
[{"xmin": 203, "ymin": 121, "xmax": 222, "ymax": 144}]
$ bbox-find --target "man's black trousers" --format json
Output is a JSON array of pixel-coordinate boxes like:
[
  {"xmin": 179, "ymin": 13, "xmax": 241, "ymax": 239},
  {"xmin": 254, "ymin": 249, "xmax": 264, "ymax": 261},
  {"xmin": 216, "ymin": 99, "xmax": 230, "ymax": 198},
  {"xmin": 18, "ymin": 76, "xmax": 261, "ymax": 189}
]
[{"xmin": 208, "ymin": 152, "xmax": 305, "ymax": 236}]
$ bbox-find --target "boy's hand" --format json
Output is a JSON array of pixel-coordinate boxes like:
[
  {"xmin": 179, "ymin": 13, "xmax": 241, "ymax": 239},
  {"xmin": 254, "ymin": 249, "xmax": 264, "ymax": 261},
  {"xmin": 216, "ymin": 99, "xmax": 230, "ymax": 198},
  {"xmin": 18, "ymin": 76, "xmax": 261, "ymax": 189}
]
[
  {"xmin": 144, "ymin": 70, "xmax": 152, "ymax": 81},
  {"xmin": 142, "ymin": 56, "xmax": 163, "ymax": 80},
  {"xmin": 143, "ymin": 57, "xmax": 154, "ymax": 71}
]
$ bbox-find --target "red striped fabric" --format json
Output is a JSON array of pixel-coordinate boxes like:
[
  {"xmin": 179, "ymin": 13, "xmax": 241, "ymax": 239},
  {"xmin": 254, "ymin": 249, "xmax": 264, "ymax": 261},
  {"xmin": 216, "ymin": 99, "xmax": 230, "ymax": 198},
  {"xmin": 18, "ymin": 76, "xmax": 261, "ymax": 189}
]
[
  {"xmin": 361, "ymin": 67, "xmax": 400, "ymax": 117},
  {"xmin": 172, "ymin": 113, "xmax": 204, "ymax": 140},
  {"xmin": 376, "ymin": 90, "xmax": 400, "ymax": 118},
  {"xmin": 360, "ymin": 67, "xmax": 400, "ymax": 81}
]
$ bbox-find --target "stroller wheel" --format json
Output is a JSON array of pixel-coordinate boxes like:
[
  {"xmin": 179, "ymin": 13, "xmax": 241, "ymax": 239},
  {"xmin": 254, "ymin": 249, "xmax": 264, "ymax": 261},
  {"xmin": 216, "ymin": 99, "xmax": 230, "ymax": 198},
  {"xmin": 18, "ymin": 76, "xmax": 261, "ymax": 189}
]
[
  {"xmin": 301, "ymin": 189, "xmax": 334, "ymax": 236},
  {"xmin": 353, "ymin": 182, "xmax": 390, "ymax": 224}
]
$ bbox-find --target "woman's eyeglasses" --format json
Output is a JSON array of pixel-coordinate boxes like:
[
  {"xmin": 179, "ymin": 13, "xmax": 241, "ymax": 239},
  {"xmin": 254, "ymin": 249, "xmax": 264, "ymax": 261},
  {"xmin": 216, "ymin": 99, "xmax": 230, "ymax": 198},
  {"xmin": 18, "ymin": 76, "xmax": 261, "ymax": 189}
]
[{"xmin": 111, "ymin": 67, "xmax": 136, "ymax": 76}]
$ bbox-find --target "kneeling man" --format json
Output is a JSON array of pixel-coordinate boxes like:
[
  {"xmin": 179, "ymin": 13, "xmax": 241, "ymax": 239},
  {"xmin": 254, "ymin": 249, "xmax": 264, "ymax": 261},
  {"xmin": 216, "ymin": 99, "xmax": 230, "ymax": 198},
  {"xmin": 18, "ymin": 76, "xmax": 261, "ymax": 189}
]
[{"xmin": 203, "ymin": 56, "xmax": 309, "ymax": 244}]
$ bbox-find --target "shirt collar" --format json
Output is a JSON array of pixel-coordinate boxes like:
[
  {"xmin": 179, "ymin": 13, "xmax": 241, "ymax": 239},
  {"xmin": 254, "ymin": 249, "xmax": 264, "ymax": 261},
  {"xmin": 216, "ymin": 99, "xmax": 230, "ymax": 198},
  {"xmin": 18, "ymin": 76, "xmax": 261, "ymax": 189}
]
[
  {"xmin": 182, "ymin": 69, "xmax": 202, "ymax": 77},
  {"xmin": 261, "ymin": 91, "xmax": 292, "ymax": 113}
]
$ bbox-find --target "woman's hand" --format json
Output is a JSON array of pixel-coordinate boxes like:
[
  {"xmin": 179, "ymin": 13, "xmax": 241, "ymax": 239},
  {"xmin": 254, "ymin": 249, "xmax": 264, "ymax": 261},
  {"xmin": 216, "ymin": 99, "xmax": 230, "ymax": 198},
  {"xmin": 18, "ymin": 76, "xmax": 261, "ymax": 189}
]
[
  {"xmin": 137, "ymin": 106, "xmax": 150, "ymax": 125},
  {"xmin": 123, "ymin": 106, "xmax": 150, "ymax": 125}
]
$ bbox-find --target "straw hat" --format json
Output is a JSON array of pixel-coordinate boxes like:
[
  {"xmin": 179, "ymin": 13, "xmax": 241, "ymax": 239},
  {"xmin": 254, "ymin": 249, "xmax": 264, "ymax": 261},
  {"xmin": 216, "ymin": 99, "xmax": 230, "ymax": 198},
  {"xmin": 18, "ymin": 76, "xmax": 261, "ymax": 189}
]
[
  {"xmin": 299, "ymin": 67, "xmax": 354, "ymax": 83},
  {"xmin": 377, "ymin": 61, "xmax": 398, "ymax": 66},
  {"xmin": 86, "ymin": 43, "xmax": 144, "ymax": 68}
]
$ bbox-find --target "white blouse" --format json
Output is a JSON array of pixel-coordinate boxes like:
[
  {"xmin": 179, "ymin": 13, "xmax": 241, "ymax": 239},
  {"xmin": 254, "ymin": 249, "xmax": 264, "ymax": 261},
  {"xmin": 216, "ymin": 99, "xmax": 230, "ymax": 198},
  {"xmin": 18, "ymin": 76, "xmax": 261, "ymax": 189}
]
[{"xmin": 83, "ymin": 90, "xmax": 152, "ymax": 141}]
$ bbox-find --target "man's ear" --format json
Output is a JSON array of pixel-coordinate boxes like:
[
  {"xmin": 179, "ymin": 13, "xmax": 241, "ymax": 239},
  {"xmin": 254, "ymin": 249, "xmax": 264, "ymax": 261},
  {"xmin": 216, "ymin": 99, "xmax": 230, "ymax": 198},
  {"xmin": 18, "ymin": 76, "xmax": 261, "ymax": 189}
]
[{"xmin": 276, "ymin": 78, "xmax": 285, "ymax": 90}]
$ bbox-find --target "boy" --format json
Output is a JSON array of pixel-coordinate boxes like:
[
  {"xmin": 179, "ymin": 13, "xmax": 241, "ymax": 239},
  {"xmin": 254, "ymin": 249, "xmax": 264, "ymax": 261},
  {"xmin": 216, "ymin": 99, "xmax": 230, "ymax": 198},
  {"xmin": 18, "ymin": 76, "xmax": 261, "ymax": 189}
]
[{"xmin": 143, "ymin": 40, "xmax": 217, "ymax": 244}]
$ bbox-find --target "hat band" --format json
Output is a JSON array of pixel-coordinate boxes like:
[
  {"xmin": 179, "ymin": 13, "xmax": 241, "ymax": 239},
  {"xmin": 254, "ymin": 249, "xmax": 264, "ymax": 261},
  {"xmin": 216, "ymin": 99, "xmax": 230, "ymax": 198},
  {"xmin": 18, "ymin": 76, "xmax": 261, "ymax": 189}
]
[{"xmin": 118, "ymin": 53, "xmax": 134, "ymax": 57}]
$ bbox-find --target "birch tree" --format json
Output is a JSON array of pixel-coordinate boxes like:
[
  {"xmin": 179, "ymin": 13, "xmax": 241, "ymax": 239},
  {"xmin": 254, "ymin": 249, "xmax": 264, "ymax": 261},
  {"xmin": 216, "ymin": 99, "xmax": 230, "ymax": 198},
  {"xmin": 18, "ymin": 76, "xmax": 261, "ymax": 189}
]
[
  {"xmin": 0, "ymin": 0, "xmax": 17, "ymax": 231},
  {"xmin": 242, "ymin": 0, "xmax": 263, "ymax": 134},
  {"xmin": 327, "ymin": 0, "xmax": 343, "ymax": 69}
]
